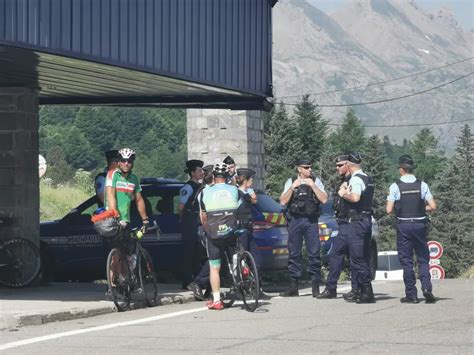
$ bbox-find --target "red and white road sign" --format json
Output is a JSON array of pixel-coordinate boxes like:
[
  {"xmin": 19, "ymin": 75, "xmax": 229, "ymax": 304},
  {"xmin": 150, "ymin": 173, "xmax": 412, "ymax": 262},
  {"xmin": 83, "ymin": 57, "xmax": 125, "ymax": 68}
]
[
  {"xmin": 429, "ymin": 264, "xmax": 445, "ymax": 279},
  {"xmin": 427, "ymin": 240, "xmax": 443, "ymax": 260}
]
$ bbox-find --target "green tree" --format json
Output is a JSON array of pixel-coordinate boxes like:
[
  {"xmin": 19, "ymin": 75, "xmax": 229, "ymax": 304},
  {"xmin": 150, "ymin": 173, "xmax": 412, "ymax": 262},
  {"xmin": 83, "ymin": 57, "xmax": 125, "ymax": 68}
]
[
  {"xmin": 264, "ymin": 102, "xmax": 300, "ymax": 198},
  {"xmin": 293, "ymin": 95, "xmax": 328, "ymax": 165},
  {"xmin": 329, "ymin": 108, "xmax": 366, "ymax": 154},
  {"xmin": 407, "ymin": 128, "xmax": 445, "ymax": 183},
  {"xmin": 429, "ymin": 125, "xmax": 474, "ymax": 277},
  {"xmin": 363, "ymin": 135, "xmax": 396, "ymax": 251}
]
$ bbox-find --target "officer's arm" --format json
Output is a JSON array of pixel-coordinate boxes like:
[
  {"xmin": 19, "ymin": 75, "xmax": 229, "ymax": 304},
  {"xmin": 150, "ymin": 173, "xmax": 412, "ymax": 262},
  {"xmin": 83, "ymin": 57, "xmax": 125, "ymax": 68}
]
[
  {"xmin": 426, "ymin": 198, "xmax": 437, "ymax": 212},
  {"xmin": 386, "ymin": 200, "xmax": 395, "ymax": 214},
  {"xmin": 135, "ymin": 192, "xmax": 148, "ymax": 221},
  {"xmin": 310, "ymin": 183, "xmax": 328, "ymax": 204},
  {"xmin": 280, "ymin": 179, "xmax": 298, "ymax": 205},
  {"xmin": 341, "ymin": 192, "xmax": 361, "ymax": 203},
  {"xmin": 105, "ymin": 186, "xmax": 117, "ymax": 212}
]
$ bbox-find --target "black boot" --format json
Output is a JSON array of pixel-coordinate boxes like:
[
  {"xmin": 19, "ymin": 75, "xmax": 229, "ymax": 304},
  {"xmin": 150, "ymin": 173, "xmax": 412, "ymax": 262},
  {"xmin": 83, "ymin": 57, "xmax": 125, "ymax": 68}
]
[
  {"xmin": 280, "ymin": 278, "xmax": 299, "ymax": 297},
  {"xmin": 422, "ymin": 289, "xmax": 436, "ymax": 304},
  {"xmin": 343, "ymin": 288, "xmax": 360, "ymax": 302},
  {"xmin": 356, "ymin": 283, "xmax": 376, "ymax": 304},
  {"xmin": 316, "ymin": 287, "xmax": 337, "ymax": 299},
  {"xmin": 312, "ymin": 280, "xmax": 320, "ymax": 297}
]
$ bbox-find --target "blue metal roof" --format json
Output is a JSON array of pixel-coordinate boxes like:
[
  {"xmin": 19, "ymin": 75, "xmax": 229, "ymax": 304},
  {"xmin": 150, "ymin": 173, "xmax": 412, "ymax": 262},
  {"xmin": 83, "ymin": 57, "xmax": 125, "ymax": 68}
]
[{"xmin": 0, "ymin": 0, "xmax": 276, "ymax": 110}]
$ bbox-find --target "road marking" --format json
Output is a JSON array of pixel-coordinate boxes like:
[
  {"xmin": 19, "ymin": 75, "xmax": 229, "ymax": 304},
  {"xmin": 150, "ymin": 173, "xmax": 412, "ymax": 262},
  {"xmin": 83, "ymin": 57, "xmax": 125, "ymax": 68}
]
[{"xmin": 0, "ymin": 306, "xmax": 208, "ymax": 351}]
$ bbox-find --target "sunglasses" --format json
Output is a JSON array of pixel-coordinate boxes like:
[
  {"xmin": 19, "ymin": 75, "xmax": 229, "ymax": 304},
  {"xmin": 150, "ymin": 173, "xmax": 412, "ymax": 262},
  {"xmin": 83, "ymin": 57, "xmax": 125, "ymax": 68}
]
[
  {"xmin": 336, "ymin": 164, "xmax": 346, "ymax": 168},
  {"xmin": 119, "ymin": 158, "xmax": 134, "ymax": 164},
  {"xmin": 300, "ymin": 166, "xmax": 312, "ymax": 170}
]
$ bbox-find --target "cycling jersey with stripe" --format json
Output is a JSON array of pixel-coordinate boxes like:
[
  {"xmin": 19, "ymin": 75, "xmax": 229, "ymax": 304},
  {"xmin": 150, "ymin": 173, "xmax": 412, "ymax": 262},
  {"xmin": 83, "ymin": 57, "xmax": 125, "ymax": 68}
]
[{"xmin": 104, "ymin": 169, "xmax": 141, "ymax": 222}]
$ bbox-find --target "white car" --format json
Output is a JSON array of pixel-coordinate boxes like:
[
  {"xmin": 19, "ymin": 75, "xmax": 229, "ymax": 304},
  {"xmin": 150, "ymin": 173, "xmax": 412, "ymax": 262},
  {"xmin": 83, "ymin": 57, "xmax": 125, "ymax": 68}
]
[{"xmin": 375, "ymin": 251, "xmax": 403, "ymax": 281}]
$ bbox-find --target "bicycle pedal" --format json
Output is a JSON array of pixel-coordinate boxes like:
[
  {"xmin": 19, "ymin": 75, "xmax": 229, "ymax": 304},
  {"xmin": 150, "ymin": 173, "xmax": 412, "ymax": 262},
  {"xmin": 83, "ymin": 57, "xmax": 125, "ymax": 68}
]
[{"xmin": 133, "ymin": 287, "xmax": 143, "ymax": 294}]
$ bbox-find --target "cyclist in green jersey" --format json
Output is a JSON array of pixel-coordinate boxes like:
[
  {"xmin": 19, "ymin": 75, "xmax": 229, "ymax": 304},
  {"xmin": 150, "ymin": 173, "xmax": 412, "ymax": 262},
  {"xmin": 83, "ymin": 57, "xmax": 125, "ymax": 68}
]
[{"xmin": 105, "ymin": 148, "xmax": 149, "ymax": 286}]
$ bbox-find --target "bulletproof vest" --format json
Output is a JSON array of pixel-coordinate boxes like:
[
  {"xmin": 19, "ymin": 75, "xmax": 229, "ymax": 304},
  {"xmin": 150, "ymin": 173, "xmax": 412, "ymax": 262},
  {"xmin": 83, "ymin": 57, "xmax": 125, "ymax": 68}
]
[
  {"xmin": 394, "ymin": 179, "xmax": 426, "ymax": 218},
  {"xmin": 236, "ymin": 190, "xmax": 254, "ymax": 228},
  {"xmin": 183, "ymin": 180, "xmax": 201, "ymax": 218},
  {"xmin": 333, "ymin": 174, "xmax": 351, "ymax": 218},
  {"xmin": 288, "ymin": 176, "xmax": 320, "ymax": 219},
  {"xmin": 94, "ymin": 172, "xmax": 106, "ymax": 208},
  {"xmin": 340, "ymin": 173, "xmax": 374, "ymax": 219}
]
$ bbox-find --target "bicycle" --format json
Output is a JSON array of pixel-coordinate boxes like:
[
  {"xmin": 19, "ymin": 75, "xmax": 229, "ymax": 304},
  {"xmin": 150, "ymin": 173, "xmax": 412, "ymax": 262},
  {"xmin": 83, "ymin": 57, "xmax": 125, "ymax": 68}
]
[
  {"xmin": 0, "ymin": 237, "xmax": 41, "ymax": 288},
  {"xmin": 106, "ymin": 223, "xmax": 159, "ymax": 312},
  {"xmin": 218, "ymin": 231, "xmax": 260, "ymax": 312}
]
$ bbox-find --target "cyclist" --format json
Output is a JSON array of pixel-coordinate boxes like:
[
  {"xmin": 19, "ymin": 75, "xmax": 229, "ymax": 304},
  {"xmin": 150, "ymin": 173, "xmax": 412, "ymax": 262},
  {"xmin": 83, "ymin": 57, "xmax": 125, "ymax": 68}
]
[
  {"xmin": 95, "ymin": 150, "xmax": 119, "ymax": 207},
  {"xmin": 104, "ymin": 148, "xmax": 149, "ymax": 286},
  {"xmin": 200, "ymin": 163, "xmax": 240, "ymax": 310}
]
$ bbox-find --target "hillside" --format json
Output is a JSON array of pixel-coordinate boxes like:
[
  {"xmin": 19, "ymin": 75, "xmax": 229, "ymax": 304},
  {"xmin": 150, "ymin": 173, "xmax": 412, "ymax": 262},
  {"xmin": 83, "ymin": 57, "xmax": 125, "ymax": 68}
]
[{"xmin": 272, "ymin": 0, "xmax": 473, "ymax": 149}]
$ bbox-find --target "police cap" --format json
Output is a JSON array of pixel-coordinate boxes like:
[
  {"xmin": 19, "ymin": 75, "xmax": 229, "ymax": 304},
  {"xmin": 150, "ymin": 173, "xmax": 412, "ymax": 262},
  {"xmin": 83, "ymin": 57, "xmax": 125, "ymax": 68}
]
[
  {"xmin": 335, "ymin": 154, "xmax": 350, "ymax": 163},
  {"xmin": 105, "ymin": 150, "xmax": 119, "ymax": 162},
  {"xmin": 223, "ymin": 155, "xmax": 235, "ymax": 165},
  {"xmin": 398, "ymin": 155, "xmax": 414, "ymax": 167},
  {"xmin": 203, "ymin": 164, "xmax": 214, "ymax": 172},
  {"xmin": 297, "ymin": 158, "xmax": 312, "ymax": 166},
  {"xmin": 348, "ymin": 152, "xmax": 362, "ymax": 164},
  {"xmin": 236, "ymin": 168, "xmax": 256, "ymax": 179},
  {"xmin": 184, "ymin": 159, "xmax": 204, "ymax": 173}
]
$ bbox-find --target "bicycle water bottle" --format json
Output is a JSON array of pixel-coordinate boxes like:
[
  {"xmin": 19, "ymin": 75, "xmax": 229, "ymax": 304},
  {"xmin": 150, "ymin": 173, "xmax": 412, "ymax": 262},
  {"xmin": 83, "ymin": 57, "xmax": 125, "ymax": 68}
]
[
  {"xmin": 128, "ymin": 253, "xmax": 137, "ymax": 271},
  {"xmin": 232, "ymin": 253, "xmax": 238, "ymax": 276}
]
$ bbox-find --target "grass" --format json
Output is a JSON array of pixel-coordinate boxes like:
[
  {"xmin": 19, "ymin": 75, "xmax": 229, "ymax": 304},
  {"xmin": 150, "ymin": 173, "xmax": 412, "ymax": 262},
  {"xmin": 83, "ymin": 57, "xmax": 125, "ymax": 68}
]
[{"xmin": 40, "ymin": 181, "xmax": 91, "ymax": 222}]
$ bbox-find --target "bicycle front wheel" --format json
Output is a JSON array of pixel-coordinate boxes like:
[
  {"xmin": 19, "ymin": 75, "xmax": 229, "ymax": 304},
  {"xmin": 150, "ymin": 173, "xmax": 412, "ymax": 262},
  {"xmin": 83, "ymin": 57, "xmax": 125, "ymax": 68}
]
[
  {"xmin": 106, "ymin": 248, "xmax": 131, "ymax": 312},
  {"xmin": 238, "ymin": 251, "xmax": 260, "ymax": 312},
  {"xmin": 0, "ymin": 238, "xmax": 41, "ymax": 288},
  {"xmin": 138, "ymin": 247, "xmax": 158, "ymax": 307}
]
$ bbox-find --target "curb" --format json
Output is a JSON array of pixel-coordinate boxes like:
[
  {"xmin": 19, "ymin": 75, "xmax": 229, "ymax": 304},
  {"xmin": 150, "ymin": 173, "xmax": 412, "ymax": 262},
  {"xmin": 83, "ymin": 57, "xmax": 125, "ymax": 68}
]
[{"xmin": 3, "ymin": 293, "xmax": 196, "ymax": 330}]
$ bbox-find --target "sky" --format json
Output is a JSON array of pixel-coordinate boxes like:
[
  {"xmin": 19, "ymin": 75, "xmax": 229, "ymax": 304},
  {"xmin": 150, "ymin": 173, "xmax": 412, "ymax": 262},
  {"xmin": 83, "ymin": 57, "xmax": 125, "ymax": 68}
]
[{"xmin": 309, "ymin": 0, "xmax": 474, "ymax": 30}]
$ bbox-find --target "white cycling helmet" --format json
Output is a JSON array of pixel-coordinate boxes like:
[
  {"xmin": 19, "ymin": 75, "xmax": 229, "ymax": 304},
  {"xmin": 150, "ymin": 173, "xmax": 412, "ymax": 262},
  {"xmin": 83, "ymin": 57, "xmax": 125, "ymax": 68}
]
[
  {"xmin": 213, "ymin": 163, "xmax": 229, "ymax": 178},
  {"xmin": 118, "ymin": 148, "xmax": 136, "ymax": 161}
]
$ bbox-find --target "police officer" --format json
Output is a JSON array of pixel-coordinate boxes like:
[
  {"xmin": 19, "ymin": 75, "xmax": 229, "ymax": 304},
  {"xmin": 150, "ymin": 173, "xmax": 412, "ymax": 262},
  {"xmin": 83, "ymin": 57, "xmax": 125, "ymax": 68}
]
[
  {"xmin": 337, "ymin": 152, "xmax": 375, "ymax": 303},
  {"xmin": 223, "ymin": 155, "xmax": 237, "ymax": 185},
  {"xmin": 179, "ymin": 159, "xmax": 205, "ymax": 289},
  {"xmin": 95, "ymin": 150, "xmax": 119, "ymax": 207},
  {"xmin": 386, "ymin": 155, "xmax": 437, "ymax": 304},
  {"xmin": 318, "ymin": 153, "xmax": 358, "ymax": 300},
  {"xmin": 280, "ymin": 159, "xmax": 328, "ymax": 297}
]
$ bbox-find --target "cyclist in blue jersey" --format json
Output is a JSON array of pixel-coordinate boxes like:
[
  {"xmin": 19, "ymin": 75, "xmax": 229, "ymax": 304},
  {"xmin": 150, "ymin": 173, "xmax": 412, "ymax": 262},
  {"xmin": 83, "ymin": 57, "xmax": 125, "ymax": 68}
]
[{"xmin": 200, "ymin": 163, "xmax": 240, "ymax": 310}]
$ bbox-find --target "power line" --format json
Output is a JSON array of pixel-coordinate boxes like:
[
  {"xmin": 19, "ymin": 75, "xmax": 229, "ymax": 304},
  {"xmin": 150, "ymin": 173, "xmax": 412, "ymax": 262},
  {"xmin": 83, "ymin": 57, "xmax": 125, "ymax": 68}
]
[
  {"xmin": 281, "ymin": 72, "xmax": 473, "ymax": 107},
  {"xmin": 276, "ymin": 56, "xmax": 473, "ymax": 99},
  {"xmin": 327, "ymin": 118, "xmax": 474, "ymax": 128}
]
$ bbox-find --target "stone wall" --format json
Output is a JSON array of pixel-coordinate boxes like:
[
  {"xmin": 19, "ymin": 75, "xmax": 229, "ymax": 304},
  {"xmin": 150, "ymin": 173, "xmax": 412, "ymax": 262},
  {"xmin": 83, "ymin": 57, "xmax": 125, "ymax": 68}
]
[
  {"xmin": 186, "ymin": 109, "xmax": 265, "ymax": 189},
  {"xmin": 0, "ymin": 87, "xmax": 39, "ymax": 247}
]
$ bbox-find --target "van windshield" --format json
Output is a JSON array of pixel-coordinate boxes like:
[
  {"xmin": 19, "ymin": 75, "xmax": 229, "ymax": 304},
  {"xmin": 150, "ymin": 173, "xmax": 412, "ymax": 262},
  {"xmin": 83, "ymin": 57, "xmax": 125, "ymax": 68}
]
[{"xmin": 377, "ymin": 254, "xmax": 402, "ymax": 271}]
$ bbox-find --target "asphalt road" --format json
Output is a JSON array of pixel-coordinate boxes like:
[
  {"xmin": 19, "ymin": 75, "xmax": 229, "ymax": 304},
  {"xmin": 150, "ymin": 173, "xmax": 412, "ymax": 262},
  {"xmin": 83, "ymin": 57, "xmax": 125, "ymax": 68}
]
[{"xmin": 1, "ymin": 279, "xmax": 472, "ymax": 354}]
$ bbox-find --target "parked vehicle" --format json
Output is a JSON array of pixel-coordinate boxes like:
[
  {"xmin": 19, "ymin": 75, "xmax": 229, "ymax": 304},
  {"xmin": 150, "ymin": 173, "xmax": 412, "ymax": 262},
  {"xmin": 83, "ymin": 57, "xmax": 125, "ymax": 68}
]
[
  {"xmin": 39, "ymin": 178, "xmax": 289, "ymax": 281},
  {"xmin": 375, "ymin": 251, "xmax": 403, "ymax": 281}
]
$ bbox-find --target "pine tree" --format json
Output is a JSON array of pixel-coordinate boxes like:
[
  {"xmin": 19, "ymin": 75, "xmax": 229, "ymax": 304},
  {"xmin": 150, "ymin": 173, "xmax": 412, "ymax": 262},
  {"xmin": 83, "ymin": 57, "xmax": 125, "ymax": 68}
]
[
  {"xmin": 407, "ymin": 128, "xmax": 445, "ymax": 183},
  {"xmin": 430, "ymin": 125, "xmax": 474, "ymax": 277},
  {"xmin": 264, "ymin": 102, "xmax": 300, "ymax": 198},
  {"xmin": 363, "ymin": 135, "xmax": 396, "ymax": 251},
  {"xmin": 293, "ymin": 95, "xmax": 328, "ymax": 166},
  {"xmin": 329, "ymin": 108, "xmax": 366, "ymax": 154}
]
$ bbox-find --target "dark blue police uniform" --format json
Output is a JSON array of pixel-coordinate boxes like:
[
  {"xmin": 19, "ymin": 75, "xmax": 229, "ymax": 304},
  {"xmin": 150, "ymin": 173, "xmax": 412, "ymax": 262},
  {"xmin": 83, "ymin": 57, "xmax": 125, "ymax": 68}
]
[
  {"xmin": 388, "ymin": 158, "xmax": 436, "ymax": 303},
  {"xmin": 280, "ymin": 173, "xmax": 325, "ymax": 297},
  {"xmin": 341, "ymin": 165, "xmax": 375, "ymax": 304}
]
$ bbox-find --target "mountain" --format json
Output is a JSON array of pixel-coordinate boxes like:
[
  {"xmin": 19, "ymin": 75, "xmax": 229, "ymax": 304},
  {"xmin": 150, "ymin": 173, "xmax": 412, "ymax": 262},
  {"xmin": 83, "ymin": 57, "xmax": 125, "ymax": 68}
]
[{"xmin": 272, "ymin": 0, "xmax": 473, "ymax": 149}]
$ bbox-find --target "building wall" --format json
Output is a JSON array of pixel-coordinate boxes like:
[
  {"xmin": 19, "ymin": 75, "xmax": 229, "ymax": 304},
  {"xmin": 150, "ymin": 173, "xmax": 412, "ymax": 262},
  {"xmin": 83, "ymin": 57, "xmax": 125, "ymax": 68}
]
[
  {"xmin": 187, "ymin": 109, "xmax": 265, "ymax": 189},
  {"xmin": 0, "ymin": 87, "xmax": 39, "ymax": 247}
]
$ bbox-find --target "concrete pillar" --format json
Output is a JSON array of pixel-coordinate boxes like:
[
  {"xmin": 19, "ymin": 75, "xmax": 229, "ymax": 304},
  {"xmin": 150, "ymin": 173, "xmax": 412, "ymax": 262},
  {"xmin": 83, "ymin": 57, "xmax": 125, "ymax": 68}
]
[
  {"xmin": 186, "ymin": 109, "xmax": 265, "ymax": 189},
  {"xmin": 0, "ymin": 87, "xmax": 39, "ymax": 247}
]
